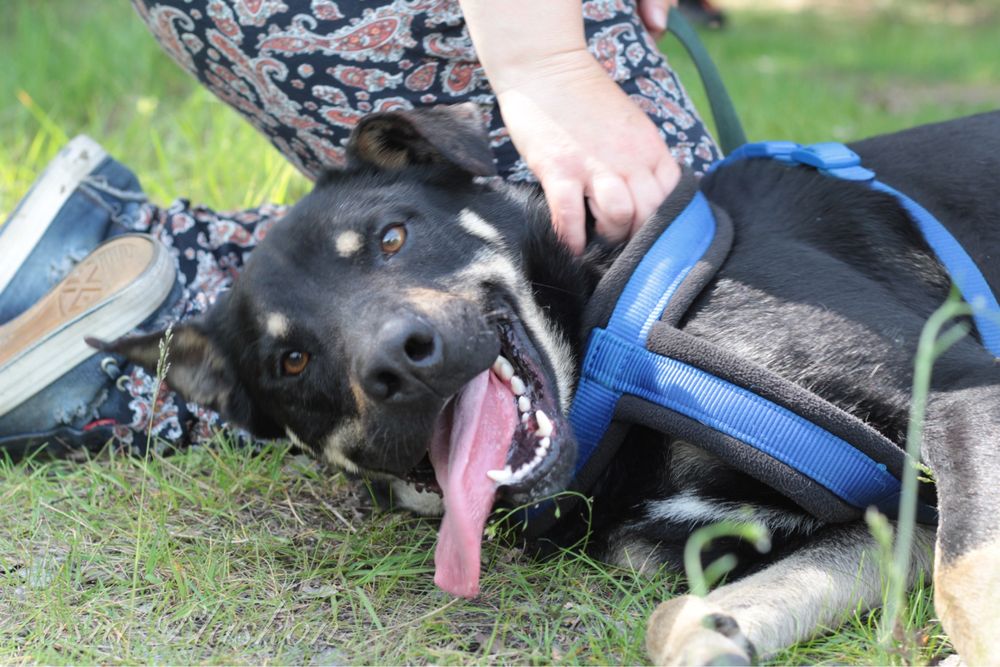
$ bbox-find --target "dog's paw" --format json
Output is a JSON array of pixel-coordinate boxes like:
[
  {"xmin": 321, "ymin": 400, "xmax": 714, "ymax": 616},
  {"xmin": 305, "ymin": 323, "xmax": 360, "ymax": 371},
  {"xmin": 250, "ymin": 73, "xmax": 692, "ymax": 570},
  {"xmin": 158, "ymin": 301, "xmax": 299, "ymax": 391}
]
[{"xmin": 646, "ymin": 595, "xmax": 755, "ymax": 666}]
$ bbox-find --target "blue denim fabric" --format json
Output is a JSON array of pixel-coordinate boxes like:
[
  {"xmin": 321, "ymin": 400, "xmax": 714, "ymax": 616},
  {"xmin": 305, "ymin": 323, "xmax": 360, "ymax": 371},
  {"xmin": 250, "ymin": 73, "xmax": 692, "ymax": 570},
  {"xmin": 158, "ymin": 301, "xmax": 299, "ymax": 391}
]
[
  {"xmin": 0, "ymin": 152, "xmax": 283, "ymax": 458},
  {"xmin": 0, "ymin": 279, "xmax": 183, "ymax": 459},
  {"xmin": 0, "ymin": 158, "xmax": 147, "ymax": 324},
  {"xmin": 0, "ymin": 155, "xmax": 184, "ymax": 459}
]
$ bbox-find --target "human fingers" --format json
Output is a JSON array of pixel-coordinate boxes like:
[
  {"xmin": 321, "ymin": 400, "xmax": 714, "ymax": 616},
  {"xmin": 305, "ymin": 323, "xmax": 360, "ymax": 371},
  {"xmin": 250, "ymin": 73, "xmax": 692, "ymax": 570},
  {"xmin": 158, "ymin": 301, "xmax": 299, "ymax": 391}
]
[
  {"xmin": 637, "ymin": 0, "xmax": 677, "ymax": 37},
  {"xmin": 627, "ymin": 168, "xmax": 667, "ymax": 237},
  {"xmin": 587, "ymin": 171, "xmax": 635, "ymax": 244},
  {"xmin": 655, "ymin": 152, "xmax": 683, "ymax": 196},
  {"xmin": 542, "ymin": 175, "xmax": 587, "ymax": 255}
]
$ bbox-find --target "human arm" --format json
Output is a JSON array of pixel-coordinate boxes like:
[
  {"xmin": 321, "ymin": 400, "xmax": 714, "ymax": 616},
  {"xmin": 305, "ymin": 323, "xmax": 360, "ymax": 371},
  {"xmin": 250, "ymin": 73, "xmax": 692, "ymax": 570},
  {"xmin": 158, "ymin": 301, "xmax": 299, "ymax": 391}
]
[{"xmin": 458, "ymin": 0, "xmax": 681, "ymax": 254}]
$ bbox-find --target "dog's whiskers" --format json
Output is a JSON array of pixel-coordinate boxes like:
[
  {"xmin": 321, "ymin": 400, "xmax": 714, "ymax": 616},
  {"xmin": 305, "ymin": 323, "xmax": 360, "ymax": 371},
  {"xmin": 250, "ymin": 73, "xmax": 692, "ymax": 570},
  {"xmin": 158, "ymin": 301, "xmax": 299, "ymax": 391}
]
[{"xmin": 529, "ymin": 280, "xmax": 578, "ymax": 296}]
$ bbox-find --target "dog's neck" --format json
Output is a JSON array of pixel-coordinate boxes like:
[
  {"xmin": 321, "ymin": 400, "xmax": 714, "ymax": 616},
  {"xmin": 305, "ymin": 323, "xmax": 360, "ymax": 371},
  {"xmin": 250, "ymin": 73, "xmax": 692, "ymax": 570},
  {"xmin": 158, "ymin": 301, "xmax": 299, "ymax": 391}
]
[{"xmin": 494, "ymin": 182, "xmax": 625, "ymax": 359}]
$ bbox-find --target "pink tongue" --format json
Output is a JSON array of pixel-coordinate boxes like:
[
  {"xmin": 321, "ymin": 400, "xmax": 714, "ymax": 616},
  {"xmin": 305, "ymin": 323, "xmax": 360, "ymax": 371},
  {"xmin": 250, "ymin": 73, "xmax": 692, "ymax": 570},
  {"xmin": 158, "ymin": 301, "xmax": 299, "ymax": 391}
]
[{"xmin": 429, "ymin": 370, "xmax": 516, "ymax": 598}]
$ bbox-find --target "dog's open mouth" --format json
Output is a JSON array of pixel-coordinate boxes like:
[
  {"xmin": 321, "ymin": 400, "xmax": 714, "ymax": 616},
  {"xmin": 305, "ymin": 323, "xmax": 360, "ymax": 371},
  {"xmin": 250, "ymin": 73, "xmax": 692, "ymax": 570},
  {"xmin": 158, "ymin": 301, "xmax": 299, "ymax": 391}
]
[{"xmin": 420, "ymin": 306, "xmax": 572, "ymax": 598}]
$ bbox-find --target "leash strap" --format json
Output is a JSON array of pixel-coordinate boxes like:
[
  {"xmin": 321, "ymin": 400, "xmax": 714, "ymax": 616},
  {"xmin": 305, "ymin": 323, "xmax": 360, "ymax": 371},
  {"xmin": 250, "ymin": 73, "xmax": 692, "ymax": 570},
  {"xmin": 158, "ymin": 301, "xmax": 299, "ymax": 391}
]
[
  {"xmin": 666, "ymin": 7, "xmax": 748, "ymax": 155},
  {"xmin": 715, "ymin": 141, "xmax": 1000, "ymax": 356}
]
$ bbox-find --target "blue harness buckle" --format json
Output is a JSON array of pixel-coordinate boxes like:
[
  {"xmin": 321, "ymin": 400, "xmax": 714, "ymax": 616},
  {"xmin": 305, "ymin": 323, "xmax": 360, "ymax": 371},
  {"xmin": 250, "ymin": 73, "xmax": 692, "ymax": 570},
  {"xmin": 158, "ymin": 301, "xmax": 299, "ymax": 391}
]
[
  {"xmin": 790, "ymin": 142, "xmax": 860, "ymax": 169},
  {"xmin": 722, "ymin": 140, "xmax": 798, "ymax": 163},
  {"xmin": 710, "ymin": 140, "xmax": 876, "ymax": 181},
  {"xmin": 789, "ymin": 143, "xmax": 876, "ymax": 182}
]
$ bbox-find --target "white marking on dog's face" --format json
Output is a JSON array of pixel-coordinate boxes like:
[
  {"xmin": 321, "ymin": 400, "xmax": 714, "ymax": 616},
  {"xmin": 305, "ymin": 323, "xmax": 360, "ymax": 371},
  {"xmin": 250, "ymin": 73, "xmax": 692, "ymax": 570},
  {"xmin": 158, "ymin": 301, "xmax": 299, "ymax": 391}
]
[
  {"xmin": 496, "ymin": 182, "xmax": 541, "ymax": 210},
  {"xmin": 459, "ymin": 208, "xmax": 502, "ymax": 243},
  {"xmin": 288, "ymin": 424, "xmax": 362, "ymax": 474},
  {"xmin": 266, "ymin": 312, "xmax": 290, "ymax": 338},
  {"xmin": 448, "ymin": 248, "xmax": 576, "ymax": 413},
  {"xmin": 319, "ymin": 420, "xmax": 363, "ymax": 473},
  {"xmin": 336, "ymin": 230, "xmax": 363, "ymax": 258}
]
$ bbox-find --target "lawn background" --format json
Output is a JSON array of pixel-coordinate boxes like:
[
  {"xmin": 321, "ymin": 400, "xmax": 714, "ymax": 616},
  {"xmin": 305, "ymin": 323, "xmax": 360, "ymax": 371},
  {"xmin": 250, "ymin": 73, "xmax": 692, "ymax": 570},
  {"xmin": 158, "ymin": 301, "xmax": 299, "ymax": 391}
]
[{"xmin": 1, "ymin": 0, "xmax": 998, "ymax": 663}]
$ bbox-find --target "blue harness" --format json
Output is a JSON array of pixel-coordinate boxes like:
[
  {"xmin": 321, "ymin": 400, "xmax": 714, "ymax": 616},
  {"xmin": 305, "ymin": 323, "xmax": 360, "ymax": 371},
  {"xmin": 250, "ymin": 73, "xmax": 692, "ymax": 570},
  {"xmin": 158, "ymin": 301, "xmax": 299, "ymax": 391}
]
[{"xmin": 524, "ymin": 141, "xmax": 998, "ymax": 537}]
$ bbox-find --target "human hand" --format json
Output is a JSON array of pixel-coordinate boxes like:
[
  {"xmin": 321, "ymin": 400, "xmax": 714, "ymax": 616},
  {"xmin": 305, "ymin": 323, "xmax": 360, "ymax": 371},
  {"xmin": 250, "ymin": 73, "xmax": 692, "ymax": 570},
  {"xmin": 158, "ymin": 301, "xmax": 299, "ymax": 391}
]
[
  {"xmin": 494, "ymin": 50, "xmax": 681, "ymax": 254},
  {"xmin": 638, "ymin": 0, "xmax": 679, "ymax": 39}
]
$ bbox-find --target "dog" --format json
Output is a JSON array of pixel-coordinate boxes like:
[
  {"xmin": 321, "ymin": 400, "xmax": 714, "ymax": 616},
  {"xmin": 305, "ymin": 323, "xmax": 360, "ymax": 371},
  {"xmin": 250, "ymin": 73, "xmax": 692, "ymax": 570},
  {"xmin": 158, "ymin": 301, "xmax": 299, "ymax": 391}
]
[{"xmin": 98, "ymin": 105, "xmax": 1000, "ymax": 664}]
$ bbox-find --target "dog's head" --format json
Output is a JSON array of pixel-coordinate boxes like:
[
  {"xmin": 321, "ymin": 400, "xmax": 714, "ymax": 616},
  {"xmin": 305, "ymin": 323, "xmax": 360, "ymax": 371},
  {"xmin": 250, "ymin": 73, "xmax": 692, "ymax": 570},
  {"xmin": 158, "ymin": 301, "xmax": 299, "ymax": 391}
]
[{"xmin": 96, "ymin": 105, "xmax": 602, "ymax": 596}]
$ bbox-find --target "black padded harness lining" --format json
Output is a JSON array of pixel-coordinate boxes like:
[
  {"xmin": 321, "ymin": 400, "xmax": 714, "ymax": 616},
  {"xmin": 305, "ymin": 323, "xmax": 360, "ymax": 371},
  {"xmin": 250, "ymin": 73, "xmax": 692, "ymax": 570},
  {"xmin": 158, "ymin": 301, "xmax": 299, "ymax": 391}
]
[{"xmin": 523, "ymin": 171, "xmax": 936, "ymax": 539}]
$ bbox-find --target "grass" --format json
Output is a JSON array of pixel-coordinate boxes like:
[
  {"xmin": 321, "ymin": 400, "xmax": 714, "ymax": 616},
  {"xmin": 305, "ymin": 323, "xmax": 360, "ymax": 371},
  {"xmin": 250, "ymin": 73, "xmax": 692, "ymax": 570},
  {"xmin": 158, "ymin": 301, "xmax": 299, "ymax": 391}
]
[
  {"xmin": 665, "ymin": 2, "xmax": 1000, "ymax": 144},
  {"xmin": 1, "ymin": 0, "xmax": 997, "ymax": 663},
  {"xmin": 1, "ymin": 441, "xmax": 678, "ymax": 664}
]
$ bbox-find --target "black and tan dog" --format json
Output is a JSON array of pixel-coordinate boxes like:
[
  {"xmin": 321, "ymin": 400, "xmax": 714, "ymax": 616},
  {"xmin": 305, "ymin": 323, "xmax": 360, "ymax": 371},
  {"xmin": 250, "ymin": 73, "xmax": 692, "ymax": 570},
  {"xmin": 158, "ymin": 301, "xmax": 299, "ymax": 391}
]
[{"xmin": 99, "ymin": 106, "xmax": 1000, "ymax": 664}]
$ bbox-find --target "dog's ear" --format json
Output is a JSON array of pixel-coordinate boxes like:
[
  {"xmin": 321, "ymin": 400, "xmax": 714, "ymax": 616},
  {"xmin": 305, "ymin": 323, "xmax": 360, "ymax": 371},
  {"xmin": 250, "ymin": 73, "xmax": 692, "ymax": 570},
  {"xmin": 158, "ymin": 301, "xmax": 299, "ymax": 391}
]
[
  {"xmin": 88, "ymin": 323, "xmax": 237, "ymax": 416},
  {"xmin": 347, "ymin": 103, "xmax": 497, "ymax": 177}
]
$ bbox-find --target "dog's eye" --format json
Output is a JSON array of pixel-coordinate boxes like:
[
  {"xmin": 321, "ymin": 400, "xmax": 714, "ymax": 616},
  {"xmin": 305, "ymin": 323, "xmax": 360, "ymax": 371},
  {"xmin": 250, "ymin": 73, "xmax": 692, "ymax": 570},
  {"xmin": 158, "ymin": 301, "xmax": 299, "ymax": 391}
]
[
  {"xmin": 380, "ymin": 224, "xmax": 407, "ymax": 255},
  {"xmin": 281, "ymin": 350, "xmax": 310, "ymax": 376}
]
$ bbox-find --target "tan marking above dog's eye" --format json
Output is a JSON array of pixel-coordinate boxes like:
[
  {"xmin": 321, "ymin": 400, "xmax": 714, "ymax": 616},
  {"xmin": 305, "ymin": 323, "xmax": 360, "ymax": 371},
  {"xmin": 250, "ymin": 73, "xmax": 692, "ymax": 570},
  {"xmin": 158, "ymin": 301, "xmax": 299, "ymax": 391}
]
[
  {"xmin": 281, "ymin": 350, "xmax": 310, "ymax": 376},
  {"xmin": 380, "ymin": 224, "xmax": 407, "ymax": 255}
]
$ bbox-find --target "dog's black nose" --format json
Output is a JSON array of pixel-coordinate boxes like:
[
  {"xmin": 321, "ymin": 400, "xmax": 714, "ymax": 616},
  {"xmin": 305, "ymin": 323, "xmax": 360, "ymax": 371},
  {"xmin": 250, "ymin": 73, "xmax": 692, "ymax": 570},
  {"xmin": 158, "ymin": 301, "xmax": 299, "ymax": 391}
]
[{"xmin": 360, "ymin": 314, "xmax": 444, "ymax": 403}]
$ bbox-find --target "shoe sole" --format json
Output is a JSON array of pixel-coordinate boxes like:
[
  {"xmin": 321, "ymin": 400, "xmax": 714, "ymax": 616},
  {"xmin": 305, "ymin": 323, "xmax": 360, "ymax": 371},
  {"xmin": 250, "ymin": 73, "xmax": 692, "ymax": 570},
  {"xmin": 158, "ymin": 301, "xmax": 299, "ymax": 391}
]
[
  {"xmin": 0, "ymin": 234, "xmax": 176, "ymax": 417},
  {"xmin": 0, "ymin": 136, "xmax": 109, "ymax": 296}
]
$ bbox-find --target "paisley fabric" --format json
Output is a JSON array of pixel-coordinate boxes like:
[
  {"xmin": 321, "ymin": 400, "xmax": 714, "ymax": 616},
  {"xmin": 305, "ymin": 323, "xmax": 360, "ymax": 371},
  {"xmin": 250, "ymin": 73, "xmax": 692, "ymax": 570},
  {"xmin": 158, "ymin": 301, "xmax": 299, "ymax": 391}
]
[
  {"xmin": 98, "ymin": 200, "xmax": 288, "ymax": 453},
  {"xmin": 132, "ymin": 0, "xmax": 720, "ymax": 178}
]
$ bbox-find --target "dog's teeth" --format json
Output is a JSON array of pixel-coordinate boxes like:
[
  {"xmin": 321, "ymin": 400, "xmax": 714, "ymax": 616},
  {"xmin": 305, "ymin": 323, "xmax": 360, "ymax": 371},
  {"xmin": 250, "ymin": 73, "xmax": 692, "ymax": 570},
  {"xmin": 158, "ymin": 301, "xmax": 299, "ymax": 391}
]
[
  {"xmin": 509, "ymin": 375, "xmax": 526, "ymax": 396},
  {"xmin": 493, "ymin": 356, "xmax": 514, "ymax": 382},
  {"xmin": 535, "ymin": 410, "xmax": 553, "ymax": 437},
  {"xmin": 521, "ymin": 413, "xmax": 530, "ymax": 423},
  {"xmin": 515, "ymin": 464, "xmax": 538, "ymax": 482},
  {"xmin": 538, "ymin": 437, "xmax": 550, "ymax": 450},
  {"xmin": 486, "ymin": 467, "xmax": 512, "ymax": 483},
  {"xmin": 517, "ymin": 396, "xmax": 531, "ymax": 413}
]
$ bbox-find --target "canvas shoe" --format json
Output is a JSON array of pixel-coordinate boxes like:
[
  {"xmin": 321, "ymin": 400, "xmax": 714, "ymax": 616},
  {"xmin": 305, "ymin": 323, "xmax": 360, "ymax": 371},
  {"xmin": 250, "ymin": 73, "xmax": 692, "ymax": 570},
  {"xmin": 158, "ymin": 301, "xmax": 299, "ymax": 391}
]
[
  {"xmin": 0, "ymin": 135, "xmax": 147, "ymax": 324},
  {"xmin": 0, "ymin": 235, "xmax": 177, "ymax": 456}
]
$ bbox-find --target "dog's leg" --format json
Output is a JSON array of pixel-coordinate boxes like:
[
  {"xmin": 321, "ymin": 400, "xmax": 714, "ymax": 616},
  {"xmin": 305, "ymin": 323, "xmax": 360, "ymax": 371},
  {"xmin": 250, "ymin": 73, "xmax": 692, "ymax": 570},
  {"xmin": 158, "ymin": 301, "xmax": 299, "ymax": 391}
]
[
  {"xmin": 646, "ymin": 522, "xmax": 935, "ymax": 665},
  {"xmin": 922, "ymin": 386, "xmax": 1000, "ymax": 665}
]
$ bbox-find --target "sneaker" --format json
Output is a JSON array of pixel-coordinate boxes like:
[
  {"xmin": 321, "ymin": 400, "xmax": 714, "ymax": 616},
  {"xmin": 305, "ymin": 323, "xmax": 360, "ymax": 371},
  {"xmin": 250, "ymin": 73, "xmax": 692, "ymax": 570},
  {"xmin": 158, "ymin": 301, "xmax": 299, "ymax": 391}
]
[
  {"xmin": 0, "ymin": 135, "xmax": 147, "ymax": 323},
  {"xmin": 0, "ymin": 234, "xmax": 176, "ymax": 419}
]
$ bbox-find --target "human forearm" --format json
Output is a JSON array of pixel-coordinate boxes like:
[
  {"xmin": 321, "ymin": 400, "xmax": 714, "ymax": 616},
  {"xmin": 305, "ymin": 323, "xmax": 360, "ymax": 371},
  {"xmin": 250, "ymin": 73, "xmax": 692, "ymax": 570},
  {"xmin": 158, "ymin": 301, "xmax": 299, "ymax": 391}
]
[
  {"xmin": 458, "ymin": 0, "xmax": 682, "ymax": 254},
  {"xmin": 457, "ymin": 0, "xmax": 592, "ymax": 94}
]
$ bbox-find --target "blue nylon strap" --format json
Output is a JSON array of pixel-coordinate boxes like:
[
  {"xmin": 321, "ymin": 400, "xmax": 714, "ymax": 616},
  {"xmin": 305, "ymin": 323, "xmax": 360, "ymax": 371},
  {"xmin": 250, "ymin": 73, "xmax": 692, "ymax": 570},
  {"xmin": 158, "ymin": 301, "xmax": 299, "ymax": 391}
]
[
  {"xmin": 583, "ymin": 328, "xmax": 900, "ymax": 508},
  {"xmin": 569, "ymin": 192, "xmax": 716, "ymax": 476},
  {"xmin": 546, "ymin": 144, "xmax": 978, "ymax": 527},
  {"xmin": 871, "ymin": 180, "xmax": 1000, "ymax": 355},
  {"xmin": 567, "ymin": 190, "xmax": 906, "ymax": 511},
  {"xmin": 717, "ymin": 141, "xmax": 1000, "ymax": 356}
]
